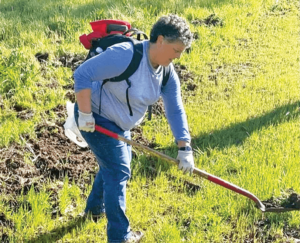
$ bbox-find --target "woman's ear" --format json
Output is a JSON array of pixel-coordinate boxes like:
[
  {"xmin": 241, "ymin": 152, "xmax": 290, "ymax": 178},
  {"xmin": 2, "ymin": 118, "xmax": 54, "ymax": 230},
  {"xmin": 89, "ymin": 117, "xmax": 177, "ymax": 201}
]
[{"xmin": 156, "ymin": 35, "xmax": 164, "ymax": 46}]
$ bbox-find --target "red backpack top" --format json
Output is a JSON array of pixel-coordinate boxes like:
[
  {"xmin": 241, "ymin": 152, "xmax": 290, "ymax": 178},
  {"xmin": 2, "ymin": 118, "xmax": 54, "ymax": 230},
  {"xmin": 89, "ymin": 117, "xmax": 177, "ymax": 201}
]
[{"xmin": 80, "ymin": 20, "xmax": 132, "ymax": 49}]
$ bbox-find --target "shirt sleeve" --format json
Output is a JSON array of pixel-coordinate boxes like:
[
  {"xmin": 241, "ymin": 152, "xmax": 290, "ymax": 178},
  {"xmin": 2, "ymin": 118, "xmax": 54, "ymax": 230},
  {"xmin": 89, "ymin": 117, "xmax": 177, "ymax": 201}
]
[
  {"xmin": 161, "ymin": 65, "xmax": 191, "ymax": 143},
  {"xmin": 74, "ymin": 42, "xmax": 134, "ymax": 93}
]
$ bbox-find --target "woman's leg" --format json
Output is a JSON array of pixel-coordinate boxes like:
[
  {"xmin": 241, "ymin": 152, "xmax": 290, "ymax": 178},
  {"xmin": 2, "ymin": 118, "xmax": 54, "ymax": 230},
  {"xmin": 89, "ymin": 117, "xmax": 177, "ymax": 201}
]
[
  {"xmin": 75, "ymin": 103, "xmax": 132, "ymax": 242},
  {"xmin": 85, "ymin": 166, "xmax": 105, "ymax": 215}
]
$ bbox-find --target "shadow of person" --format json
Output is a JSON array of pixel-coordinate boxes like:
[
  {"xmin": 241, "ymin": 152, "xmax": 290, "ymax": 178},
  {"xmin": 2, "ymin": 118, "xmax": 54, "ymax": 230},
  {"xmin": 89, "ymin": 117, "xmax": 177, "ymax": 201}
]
[
  {"xmin": 132, "ymin": 101, "xmax": 299, "ymax": 180},
  {"xmin": 25, "ymin": 215, "xmax": 88, "ymax": 243},
  {"xmin": 191, "ymin": 101, "xmax": 300, "ymax": 153}
]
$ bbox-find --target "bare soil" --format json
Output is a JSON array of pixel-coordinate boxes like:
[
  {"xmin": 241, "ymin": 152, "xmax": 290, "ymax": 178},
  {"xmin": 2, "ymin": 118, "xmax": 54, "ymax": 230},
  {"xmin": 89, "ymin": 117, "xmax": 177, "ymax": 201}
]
[{"xmin": 0, "ymin": 104, "xmax": 159, "ymax": 198}]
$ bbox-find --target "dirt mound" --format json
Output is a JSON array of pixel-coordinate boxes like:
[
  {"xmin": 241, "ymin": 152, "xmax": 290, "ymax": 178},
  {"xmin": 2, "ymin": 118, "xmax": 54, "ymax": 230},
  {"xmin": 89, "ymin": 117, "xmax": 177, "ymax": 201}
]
[
  {"xmin": 191, "ymin": 14, "xmax": 224, "ymax": 27},
  {"xmin": 262, "ymin": 189, "xmax": 300, "ymax": 210}
]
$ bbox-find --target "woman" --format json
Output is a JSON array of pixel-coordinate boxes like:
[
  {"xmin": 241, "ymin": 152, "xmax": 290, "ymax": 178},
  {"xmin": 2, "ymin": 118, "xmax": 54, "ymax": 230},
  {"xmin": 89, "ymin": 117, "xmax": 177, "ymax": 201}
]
[{"xmin": 74, "ymin": 14, "xmax": 194, "ymax": 243}]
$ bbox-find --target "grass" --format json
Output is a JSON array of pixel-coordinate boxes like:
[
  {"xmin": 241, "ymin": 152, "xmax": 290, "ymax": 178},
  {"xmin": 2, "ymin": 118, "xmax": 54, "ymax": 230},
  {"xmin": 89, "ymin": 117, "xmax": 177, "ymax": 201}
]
[{"xmin": 0, "ymin": 0, "xmax": 299, "ymax": 242}]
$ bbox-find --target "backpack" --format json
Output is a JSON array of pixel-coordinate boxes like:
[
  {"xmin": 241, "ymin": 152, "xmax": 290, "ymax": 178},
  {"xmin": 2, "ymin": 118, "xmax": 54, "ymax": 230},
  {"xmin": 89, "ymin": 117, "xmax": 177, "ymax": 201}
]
[{"xmin": 79, "ymin": 19, "xmax": 170, "ymax": 120}]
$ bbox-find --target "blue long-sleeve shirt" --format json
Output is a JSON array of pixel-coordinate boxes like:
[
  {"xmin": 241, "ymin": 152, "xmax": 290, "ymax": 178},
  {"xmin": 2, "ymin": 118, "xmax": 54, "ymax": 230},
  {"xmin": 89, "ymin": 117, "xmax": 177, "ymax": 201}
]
[{"xmin": 74, "ymin": 40, "xmax": 190, "ymax": 142}]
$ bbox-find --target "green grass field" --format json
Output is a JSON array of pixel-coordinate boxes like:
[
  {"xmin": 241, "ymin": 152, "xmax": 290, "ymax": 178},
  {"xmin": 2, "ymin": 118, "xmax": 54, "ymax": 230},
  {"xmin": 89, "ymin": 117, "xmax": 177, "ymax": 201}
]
[{"xmin": 0, "ymin": 0, "xmax": 299, "ymax": 242}]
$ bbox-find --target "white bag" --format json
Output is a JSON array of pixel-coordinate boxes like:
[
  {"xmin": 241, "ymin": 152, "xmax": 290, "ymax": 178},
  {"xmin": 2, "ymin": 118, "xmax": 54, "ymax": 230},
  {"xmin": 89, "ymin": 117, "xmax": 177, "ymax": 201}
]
[{"xmin": 63, "ymin": 101, "xmax": 88, "ymax": 148}]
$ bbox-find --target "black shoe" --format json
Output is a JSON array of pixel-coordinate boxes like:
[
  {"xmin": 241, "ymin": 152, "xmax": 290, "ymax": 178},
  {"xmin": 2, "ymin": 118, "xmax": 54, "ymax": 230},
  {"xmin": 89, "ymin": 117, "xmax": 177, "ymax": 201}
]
[
  {"xmin": 124, "ymin": 231, "xmax": 144, "ymax": 243},
  {"xmin": 79, "ymin": 212, "xmax": 105, "ymax": 221}
]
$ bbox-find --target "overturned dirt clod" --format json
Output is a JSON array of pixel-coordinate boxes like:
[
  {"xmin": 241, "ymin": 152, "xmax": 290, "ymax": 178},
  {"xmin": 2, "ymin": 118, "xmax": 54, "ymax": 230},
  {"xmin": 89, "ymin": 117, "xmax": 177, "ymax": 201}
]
[
  {"xmin": 35, "ymin": 52, "xmax": 49, "ymax": 63},
  {"xmin": 282, "ymin": 193, "xmax": 300, "ymax": 209},
  {"xmin": 262, "ymin": 189, "xmax": 300, "ymax": 211}
]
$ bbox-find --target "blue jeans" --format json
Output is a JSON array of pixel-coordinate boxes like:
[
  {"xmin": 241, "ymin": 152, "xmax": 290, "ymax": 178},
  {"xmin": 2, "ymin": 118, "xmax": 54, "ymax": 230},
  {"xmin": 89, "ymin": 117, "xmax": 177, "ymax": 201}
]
[{"xmin": 74, "ymin": 103, "xmax": 133, "ymax": 243}]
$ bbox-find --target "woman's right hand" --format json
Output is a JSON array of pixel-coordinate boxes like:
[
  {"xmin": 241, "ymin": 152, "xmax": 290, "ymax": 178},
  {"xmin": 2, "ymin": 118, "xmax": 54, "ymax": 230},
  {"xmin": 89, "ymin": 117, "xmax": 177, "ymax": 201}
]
[
  {"xmin": 78, "ymin": 110, "xmax": 95, "ymax": 132},
  {"xmin": 76, "ymin": 89, "xmax": 94, "ymax": 132}
]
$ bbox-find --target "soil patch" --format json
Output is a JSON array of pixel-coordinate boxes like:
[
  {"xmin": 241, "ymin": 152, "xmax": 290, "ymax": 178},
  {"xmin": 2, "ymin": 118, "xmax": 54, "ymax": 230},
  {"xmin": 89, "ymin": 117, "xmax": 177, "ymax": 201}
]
[
  {"xmin": 175, "ymin": 64, "xmax": 198, "ymax": 92},
  {"xmin": 11, "ymin": 103, "xmax": 35, "ymax": 120},
  {"xmin": 175, "ymin": 64, "xmax": 196, "ymax": 84},
  {"xmin": 57, "ymin": 53, "xmax": 85, "ymax": 71},
  {"xmin": 147, "ymin": 64, "xmax": 197, "ymax": 119},
  {"xmin": 191, "ymin": 14, "xmax": 224, "ymax": 27},
  {"xmin": 0, "ymin": 108, "xmax": 98, "ymax": 197},
  {"xmin": 0, "ymin": 212, "xmax": 14, "ymax": 229},
  {"xmin": 252, "ymin": 218, "xmax": 300, "ymax": 242},
  {"xmin": 35, "ymin": 52, "xmax": 85, "ymax": 71},
  {"xmin": 64, "ymin": 90, "xmax": 76, "ymax": 103},
  {"xmin": 147, "ymin": 97, "xmax": 165, "ymax": 119},
  {"xmin": 0, "ymin": 104, "xmax": 156, "ymax": 198},
  {"xmin": 224, "ymin": 217, "xmax": 300, "ymax": 242},
  {"xmin": 131, "ymin": 126, "xmax": 158, "ymax": 149}
]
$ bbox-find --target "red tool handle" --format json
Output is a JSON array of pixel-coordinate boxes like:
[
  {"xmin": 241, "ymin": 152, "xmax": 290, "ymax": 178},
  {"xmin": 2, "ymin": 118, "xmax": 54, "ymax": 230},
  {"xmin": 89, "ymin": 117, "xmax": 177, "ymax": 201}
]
[{"xmin": 94, "ymin": 124, "xmax": 266, "ymax": 212}]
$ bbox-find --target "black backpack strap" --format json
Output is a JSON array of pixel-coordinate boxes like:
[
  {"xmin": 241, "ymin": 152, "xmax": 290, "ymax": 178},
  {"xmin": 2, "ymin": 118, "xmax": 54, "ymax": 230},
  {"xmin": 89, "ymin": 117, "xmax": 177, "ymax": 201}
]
[
  {"xmin": 125, "ymin": 78, "xmax": 133, "ymax": 116},
  {"xmin": 99, "ymin": 39, "xmax": 144, "ymax": 116},
  {"xmin": 147, "ymin": 105, "xmax": 153, "ymax": 120},
  {"xmin": 109, "ymin": 40, "xmax": 144, "ymax": 82},
  {"xmin": 162, "ymin": 65, "xmax": 171, "ymax": 87},
  {"xmin": 147, "ymin": 65, "xmax": 171, "ymax": 120},
  {"xmin": 98, "ymin": 79, "xmax": 109, "ymax": 114}
]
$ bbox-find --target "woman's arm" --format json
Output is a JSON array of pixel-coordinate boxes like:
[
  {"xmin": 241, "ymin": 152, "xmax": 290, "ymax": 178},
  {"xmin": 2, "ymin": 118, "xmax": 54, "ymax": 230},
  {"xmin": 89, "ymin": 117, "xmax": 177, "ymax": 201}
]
[
  {"xmin": 161, "ymin": 65, "xmax": 191, "ymax": 143},
  {"xmin": 76, "ymin": 89, "xmax": 91, "ymax": 113}
]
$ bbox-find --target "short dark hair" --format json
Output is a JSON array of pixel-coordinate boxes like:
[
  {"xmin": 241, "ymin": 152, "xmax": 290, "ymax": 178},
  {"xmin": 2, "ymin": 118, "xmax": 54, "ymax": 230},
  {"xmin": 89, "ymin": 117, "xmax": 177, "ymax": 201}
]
[{"xmin": 150, "ymin": 14, "xmax": 193, "ymax": 48}]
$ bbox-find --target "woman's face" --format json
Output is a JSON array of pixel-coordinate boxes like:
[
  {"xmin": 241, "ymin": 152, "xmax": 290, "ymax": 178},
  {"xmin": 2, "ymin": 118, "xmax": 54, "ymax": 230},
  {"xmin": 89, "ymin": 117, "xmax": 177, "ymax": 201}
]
[{"xmin": 155, "ymin": 36, "xmax": 186, "ymax": 67}]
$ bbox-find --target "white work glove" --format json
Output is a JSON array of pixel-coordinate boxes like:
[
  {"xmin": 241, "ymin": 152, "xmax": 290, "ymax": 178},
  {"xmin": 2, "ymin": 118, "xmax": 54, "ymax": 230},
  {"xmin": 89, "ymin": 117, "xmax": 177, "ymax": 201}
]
[
  {"xmin": 78, "ymin": 110, "xmax": 95, "ymax": 132},
  {"xmin": 177, "ymin": 150, "xmax": 194, "ymax": 174}
]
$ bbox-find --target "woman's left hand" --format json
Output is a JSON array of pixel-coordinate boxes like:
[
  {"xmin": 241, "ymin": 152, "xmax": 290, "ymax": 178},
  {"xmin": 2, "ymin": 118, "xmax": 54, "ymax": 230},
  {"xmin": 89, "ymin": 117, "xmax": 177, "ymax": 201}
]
[{"xmin": 177, "ymin": 149, "xmax": 194, "ymax": 174}]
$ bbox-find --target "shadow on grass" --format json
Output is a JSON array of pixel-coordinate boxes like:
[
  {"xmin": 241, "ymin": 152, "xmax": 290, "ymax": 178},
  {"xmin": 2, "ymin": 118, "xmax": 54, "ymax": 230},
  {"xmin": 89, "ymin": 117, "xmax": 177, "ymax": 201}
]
[
  {"xmin": 134, "ymin": 101, "xmax": 300, "ymax": 180},
  {"xmin": 25, "ymin": 215, "xmax": 88, "ymax": 243},
  {"xmin": 192, "ymin": 101, "xmax": 300, "ymax": 152}
]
